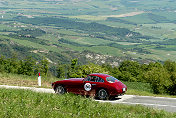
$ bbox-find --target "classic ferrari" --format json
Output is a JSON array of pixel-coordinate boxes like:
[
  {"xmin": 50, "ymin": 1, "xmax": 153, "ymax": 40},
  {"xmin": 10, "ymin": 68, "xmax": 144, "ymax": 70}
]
[{"xmin": 52, "ymin": 73, "xmax": 127, "ymax": 100}]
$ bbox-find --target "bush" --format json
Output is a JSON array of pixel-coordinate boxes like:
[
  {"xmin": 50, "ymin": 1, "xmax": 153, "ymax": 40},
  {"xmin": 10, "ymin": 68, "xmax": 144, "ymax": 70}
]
[
  {"xmin": 0, "ymin": 55, "xmax": 49, "ymax": 76},
  {"xmin": 143, "ymin": 67, "xmax": 171, "ymax": 94}
]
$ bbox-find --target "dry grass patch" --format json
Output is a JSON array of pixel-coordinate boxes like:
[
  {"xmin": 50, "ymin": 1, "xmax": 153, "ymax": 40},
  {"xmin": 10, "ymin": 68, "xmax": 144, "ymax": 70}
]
[
  {"xmin": 0, "ymin": 73, "xmax": 54, "ymax": 88},
  {"xmin": 102, "ymin": 11, "xmax": 145, "ymax": 18}
]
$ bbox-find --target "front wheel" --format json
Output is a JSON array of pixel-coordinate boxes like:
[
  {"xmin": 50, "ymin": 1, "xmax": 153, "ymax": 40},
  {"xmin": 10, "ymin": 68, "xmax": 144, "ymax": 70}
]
[
  {"xmin": 55, "ymin": 85, "xmax": 66, "ymax": 94},
  {"xmin": 97, "ymin": 89, "xmax": 109, "ymax": 100}
]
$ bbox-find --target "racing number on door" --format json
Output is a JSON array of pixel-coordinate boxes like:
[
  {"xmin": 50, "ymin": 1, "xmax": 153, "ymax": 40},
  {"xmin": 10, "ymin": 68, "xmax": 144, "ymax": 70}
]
[{"xmin": 84, "ymin": 83, "xmax": 92, "ymax": 91}]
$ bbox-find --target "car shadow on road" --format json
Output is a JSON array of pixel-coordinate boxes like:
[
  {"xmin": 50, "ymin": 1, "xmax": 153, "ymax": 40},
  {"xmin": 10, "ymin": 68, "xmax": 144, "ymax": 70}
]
[
  {"xmin": 109, "ymin": 97, "xmax": 121, "ymax": 101},
  {"xmin": 94, "ymin": 96, "xmax": 122, "ymax": 101}
]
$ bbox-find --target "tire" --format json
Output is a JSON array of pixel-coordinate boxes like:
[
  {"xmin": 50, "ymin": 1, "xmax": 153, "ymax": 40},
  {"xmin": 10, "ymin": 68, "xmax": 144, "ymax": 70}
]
[
  {"xmin": 55, "ymin": 85, "xmax": 66, "ymax": 94},
  {"xmin": 97, "ymin": 89, "xmax": 109, "ymax": 100}
]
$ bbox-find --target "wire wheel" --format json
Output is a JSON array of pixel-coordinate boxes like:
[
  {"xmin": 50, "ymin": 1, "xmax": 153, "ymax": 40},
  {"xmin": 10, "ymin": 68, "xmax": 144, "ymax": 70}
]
[
  {"xmin": 55, "ymin": 85, "xmax": 66, "ymax": 94},
  {"xmin": 97, "ymin": 89, "xmax": 108, "ymax": 100}
]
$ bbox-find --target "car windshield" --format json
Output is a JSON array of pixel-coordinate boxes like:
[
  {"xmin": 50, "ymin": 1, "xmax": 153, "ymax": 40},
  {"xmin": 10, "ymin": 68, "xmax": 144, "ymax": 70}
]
[{"xmin": 106, "ymin": 76, "xmax": 119, "ymax": 83}]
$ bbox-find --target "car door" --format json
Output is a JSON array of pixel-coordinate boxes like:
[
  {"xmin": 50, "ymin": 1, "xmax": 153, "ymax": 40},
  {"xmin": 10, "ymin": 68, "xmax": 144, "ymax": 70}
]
[
  {"xmin": 80, "ymin": 76, "xmax": 104, "ymax": 96},
  {"xmin": 66, "ymin": 80, "xmax": 81, "ymax": 94}
]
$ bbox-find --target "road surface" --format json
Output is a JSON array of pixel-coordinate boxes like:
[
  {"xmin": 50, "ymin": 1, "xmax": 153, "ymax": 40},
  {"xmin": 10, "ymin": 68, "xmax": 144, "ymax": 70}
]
[{"xmin": 0, "ymin": 85, "xmax": 176, "ymax": 112}]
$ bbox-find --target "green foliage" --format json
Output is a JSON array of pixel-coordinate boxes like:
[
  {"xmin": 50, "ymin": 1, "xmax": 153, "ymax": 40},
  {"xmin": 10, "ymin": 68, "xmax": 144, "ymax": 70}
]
[
  {"xmin": 118, "ymin": 60, "xmax": 140, "ymax": 82},
  {"xmin": 0, "ymin": 55, "xmax": 49, "ymax": 76},
  {"xmin": 15, "ymin": 28, "xmax": 46, "ymax": 37},
  {"xmin": 164, "ymin": 60, "xmax": 176, "ymax": 72},
  {"xmin": 168, "ymin": 72, "xmax": 176, "ymax": 95},
  {"xmin": 71, "ymin": 58, "xmax": 78, "ymax": 69},
  {"xmin": 67, "ymin": 58, "xmax": 82, "ymax": 78},
  {"xmin": 9, "ymin": 34, "xmax": 49, "ymax": 46},
  {"xmin": 18, "ymin": 56, "xmax": 36, "ymax": 76},
  {"xmin": 35, "ymin": 57, "xmax": 49, "ymax": 76},
  {"xmin": 0, "ymin": 55, "xmax": 19, "ymax": 74},
  {"xmin": 163, "ymin": 60, "xmax": 176, "ymax": 95},
  {"xmin": 80, "ymin": 63, "xmax": 107, "ymax": 77},
  {"xmin": 143, "ymin": 67, "xmax": 171, "ymax": 94},
  {"xmin": 102, "ymin": 64, "xmax": 121, "ymax": 79},
  {"xmin": 57, "ymin": 59, "xmax": 107, "ymax": 78},
  {"xmin": 56, "ymin": 63, "xmax": 68, "ymax": 78}
]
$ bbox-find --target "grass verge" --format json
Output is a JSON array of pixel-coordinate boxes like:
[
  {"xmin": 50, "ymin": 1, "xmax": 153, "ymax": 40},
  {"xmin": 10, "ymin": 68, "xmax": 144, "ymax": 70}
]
[
  {"xmin": 0, "ymin": 88, "xmax": 176, "ymax": 118},
  {"xmin": 0, "ymin": 72, "xmax": 59, "ymax": 88}
]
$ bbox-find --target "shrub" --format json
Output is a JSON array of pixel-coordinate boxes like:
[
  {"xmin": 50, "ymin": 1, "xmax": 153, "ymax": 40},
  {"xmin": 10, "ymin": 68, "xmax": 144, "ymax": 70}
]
[{"xmin": 143, "ymin": 67, "xmax": 171, "ymax": 94}]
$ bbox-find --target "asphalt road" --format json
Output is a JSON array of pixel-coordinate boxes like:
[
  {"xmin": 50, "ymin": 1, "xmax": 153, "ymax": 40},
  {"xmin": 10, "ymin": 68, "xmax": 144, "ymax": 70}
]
[
  {"xmin": 0, "ymin": 85, "xmax": 176, "ymax": 112},
  {"xmin": 96, "ymin": 95, "xmax": 176, "ymax": 112}
]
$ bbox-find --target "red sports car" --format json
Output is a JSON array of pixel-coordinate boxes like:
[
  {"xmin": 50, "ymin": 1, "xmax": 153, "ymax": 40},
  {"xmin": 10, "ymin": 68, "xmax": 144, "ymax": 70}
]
[{"xmin": 52, "ymin": 73, "xmax": 127, "ymax": 100}]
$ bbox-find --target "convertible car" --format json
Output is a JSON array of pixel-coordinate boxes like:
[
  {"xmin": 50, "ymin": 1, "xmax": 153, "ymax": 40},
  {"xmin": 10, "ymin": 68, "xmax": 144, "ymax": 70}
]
[{"xmin": 52, "ymin": 73, "xmax": 127, "ymax": 100}]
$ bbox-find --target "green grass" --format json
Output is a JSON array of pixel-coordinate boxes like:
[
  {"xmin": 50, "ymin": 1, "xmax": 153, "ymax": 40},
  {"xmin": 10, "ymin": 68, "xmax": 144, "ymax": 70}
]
[
  {"xmin": 69, "ymin": 15, "xmax": 106, "ymax": 21},
  {"xmin": 63, "ymin": 36, "xmax": 113, "ymax": 46},
  {"xmin": 123, "ymin": 81, "xmax": 159, "ymax": 96},
  {"xmin": 61, "ymin": 43, "xmax": 124, "ymax": 56},
  {"xmin": 98, "ymin": 20, "xmax": 136, "ymax": 29},
  {"xmin": 123, "ymin": 81, "xmax": 176, "ymax": 98},
  {"xmin": 0, "ymin": 88, "xmax": 175, "ymax": 118},
  {"xmin": 86, "ymin": 46, "xmax": 124, "ymax": 56},
  {"xmin": 149, "ymin": 49, "xmax": 176, "ymax": 61},
  {"xmin": 121, "ymin": 13, "xmax": 155, "ymax": 24},
  {"xmin": 155, "ymin": 11, "xmax": 176, "ymax": 21},
  {"xmin": 57, "ymin": 29, "xmax": 81, "ymax": 36},
  {"xmin": 135, "ymin": 23, "xmax": 176, "ymax": 39},
  {"xmin": 123, "ymin": 81, "xmax": 153, "ymax": 93}
]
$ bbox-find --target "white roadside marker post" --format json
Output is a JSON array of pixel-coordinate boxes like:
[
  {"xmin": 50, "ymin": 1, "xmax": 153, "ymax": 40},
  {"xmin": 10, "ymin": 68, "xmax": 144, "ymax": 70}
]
[{"xmin": 38, "ymin": 73, "xmax": 41, "ymax": 86}]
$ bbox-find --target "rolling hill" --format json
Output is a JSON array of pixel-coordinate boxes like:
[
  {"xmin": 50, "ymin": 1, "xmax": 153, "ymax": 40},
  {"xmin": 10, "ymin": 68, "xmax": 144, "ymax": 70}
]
[{"xmin": 0, "ymin": 0, "xmax": 176, "ymax": 65}]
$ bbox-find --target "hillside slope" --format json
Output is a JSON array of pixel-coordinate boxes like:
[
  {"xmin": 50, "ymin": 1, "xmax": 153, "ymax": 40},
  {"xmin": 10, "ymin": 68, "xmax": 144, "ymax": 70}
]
[{"xmin": 0, "ymin": 0, "xmax": 176, "ymax": 64}]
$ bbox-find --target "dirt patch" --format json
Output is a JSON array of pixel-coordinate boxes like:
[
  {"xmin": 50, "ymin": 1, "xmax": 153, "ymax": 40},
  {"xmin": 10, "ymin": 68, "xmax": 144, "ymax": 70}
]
[{"xmin": 103, "ymin": 11, "xmax": 145, "ymax": 18}]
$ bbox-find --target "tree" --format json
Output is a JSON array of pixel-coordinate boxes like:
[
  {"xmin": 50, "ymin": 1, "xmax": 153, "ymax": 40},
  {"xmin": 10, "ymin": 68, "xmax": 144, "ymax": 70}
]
[
  {"xmin": 118, "ymin": 60, "xmax": 140, "ymax": 81},
  {"xmin": 81, "ymin": 63, "xmax": 107, "ymax": 78},
  {"xmin": 67, "ymin": 58, "xmax": 83, "ymax": 78},
  {"xmin": 0, "ymin": 55, "xmax": 5, "ymax": 72},
  {"xmin": 40, "ymin": 57, "xmax": 49, "ymax": 76},
  {"xmin": 57, "ymin": 63, "xmax": 68, "ymax": 78},
  {"xmin": 163, "ymin": 60, "xmax": 176, "ymax": 95},
  {"xmin": 144, "ymin": 67, "xmax": 171, "ymax": 94},
  {"xmin": 102, "ymin": 64, "xmax": 121, "ymax": 79},
  {"xmin": 164, "ymin": 60, "xmax": 176, "ymax": 72},
  {"xmin": 71, "ymin": 58, "xmax": 78, "ymax": 69},
  {"xmin": 18, "ymin": 56, "xmax": 36, "ymax": 76},
  {"xmin": 168, "ymin": 72, "xmax": 176, "ymax": 95}
]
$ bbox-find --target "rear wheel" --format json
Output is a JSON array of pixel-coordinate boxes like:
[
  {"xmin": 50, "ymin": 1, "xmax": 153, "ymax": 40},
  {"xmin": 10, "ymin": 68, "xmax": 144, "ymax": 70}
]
[
  {"xmin": 55, "ymin": 85, "xmax": 66, "ymax": 94},
  {"xmin": 97, "ymin": 89, "xmax": 109, "ymax": 100}
]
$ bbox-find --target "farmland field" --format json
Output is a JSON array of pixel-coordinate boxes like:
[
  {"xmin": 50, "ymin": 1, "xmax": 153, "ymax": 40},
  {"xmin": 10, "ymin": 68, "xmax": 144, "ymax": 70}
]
[{"xmin": 0, "ymin": 0, "xmax": 176, "ymax": 65}]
